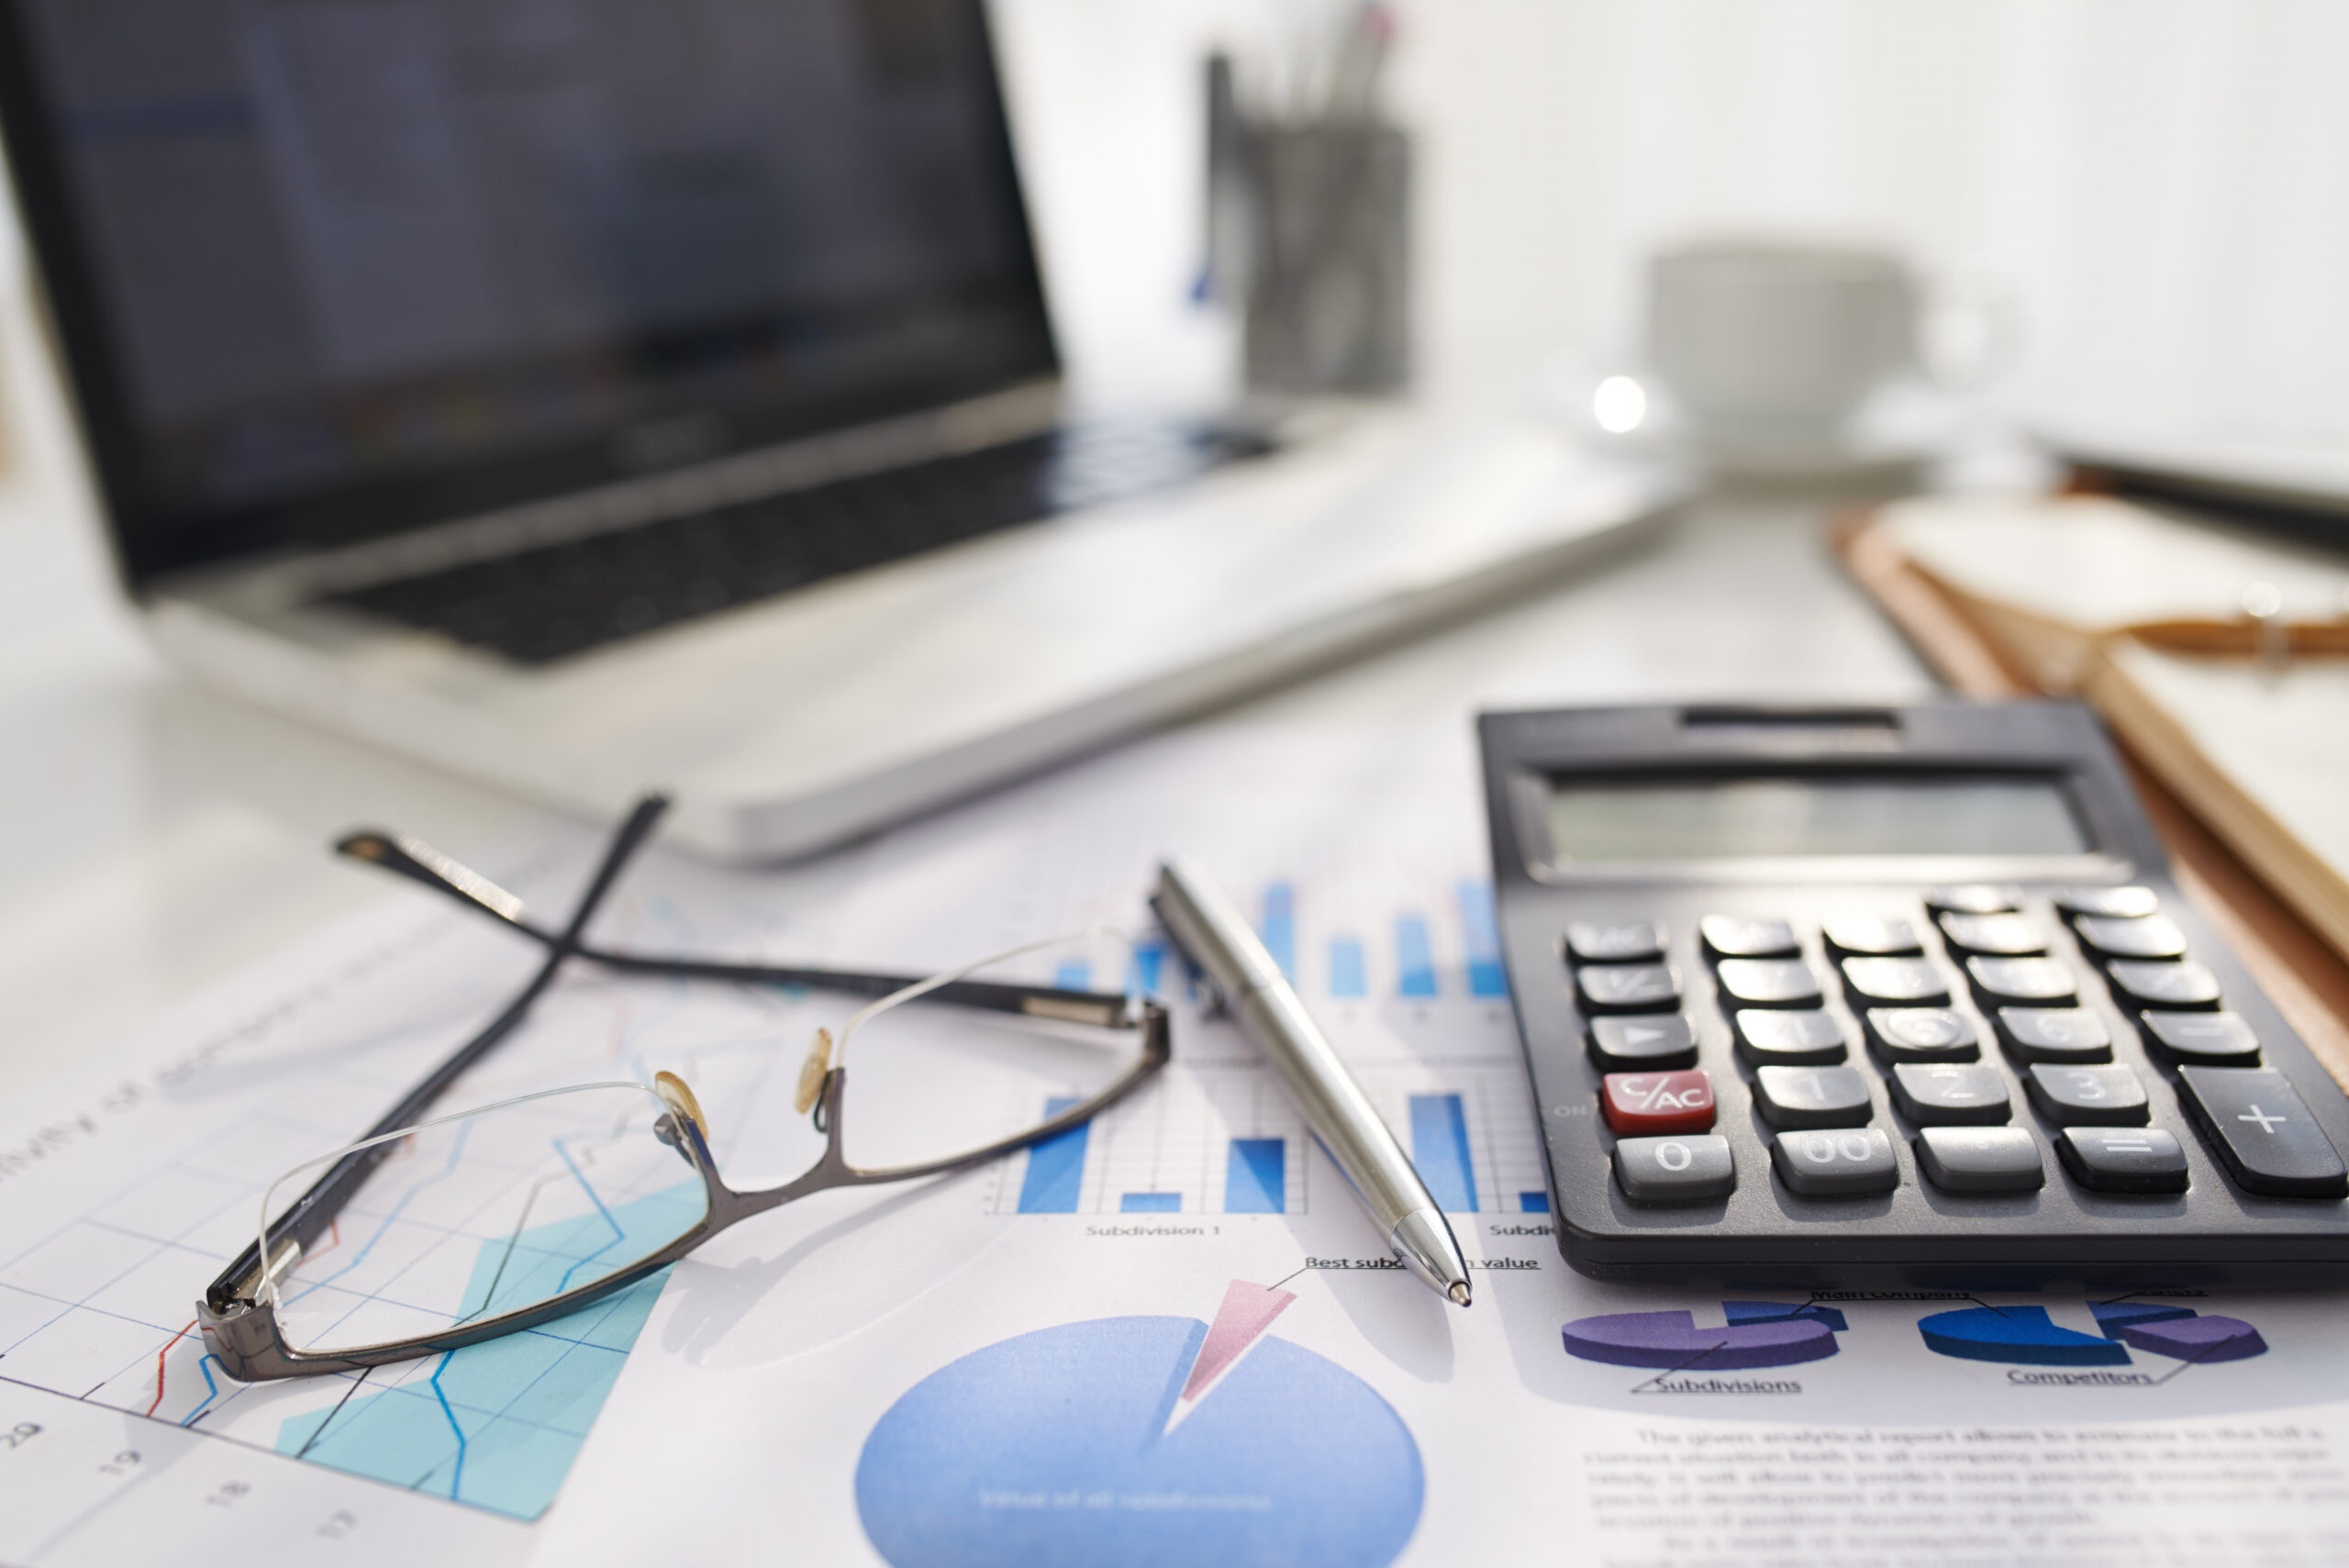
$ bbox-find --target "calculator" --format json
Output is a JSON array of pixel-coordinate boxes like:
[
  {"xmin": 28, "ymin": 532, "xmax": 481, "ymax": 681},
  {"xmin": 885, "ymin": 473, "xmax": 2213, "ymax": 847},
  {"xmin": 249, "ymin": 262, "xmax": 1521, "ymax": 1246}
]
[{"xmin": 1476, "ymin": 701, "xmax": 2349, "ymax": 1287}]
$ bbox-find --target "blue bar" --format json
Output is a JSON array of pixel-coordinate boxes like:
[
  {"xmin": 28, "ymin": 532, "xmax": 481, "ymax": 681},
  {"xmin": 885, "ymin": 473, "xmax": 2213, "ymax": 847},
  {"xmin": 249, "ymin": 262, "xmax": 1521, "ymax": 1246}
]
[
  {"xmin": 1261, "ymin": 884, "xmax": 1297, "ymax": 980},
  {"xmin": 1226, "ymin": 1138, "xmax": 1287, "ymax": 1213},
  {"xmin": 1457, "ymin": 881, "xmax": 1510, "ymax": 998},
  {"xmin": 1328, "ymin": 938, "xmax": 1367, "ymax": 998},
  {"xmin": 1016, "ymin": 1096, "xmax": 1089, "ymax": 1213},
  {"xmin": 1396, "ymin": 916, "xmax": 1438, "ymax": 997},
  {"xmin": 1519, "ymin": 1190, "xmax": 1551, "ymax": 1214},
  {"xmin": 1121, "ymin": 1193, "xmax": 1181, "ymax": 1213},
  {"xmin": 1408, "ymin": 1094, "xmax": 1479, "ymax": 1212},
  {"xmin": 1129, "ymin": 941, "xmax": 1165, "ymax": 996},
  {"xmin": 1052, "ymin": 960, "xmax": 1091, "ymax": 990}
]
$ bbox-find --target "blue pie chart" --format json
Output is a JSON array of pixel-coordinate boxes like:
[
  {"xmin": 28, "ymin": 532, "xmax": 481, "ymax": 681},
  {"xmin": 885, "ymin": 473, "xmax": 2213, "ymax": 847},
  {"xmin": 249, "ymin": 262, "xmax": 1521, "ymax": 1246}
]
[{"xmin": 855, "ymin": 1317, "xmax": 1422, "ymax": 1568}]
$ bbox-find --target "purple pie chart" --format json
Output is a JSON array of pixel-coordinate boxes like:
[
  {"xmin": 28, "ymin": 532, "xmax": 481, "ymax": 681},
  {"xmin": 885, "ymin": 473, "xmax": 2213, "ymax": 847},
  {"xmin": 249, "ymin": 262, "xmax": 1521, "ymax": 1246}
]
[{"xmin": 1562, "ymin": 1307, "xmax": 1842, "ymax": 1370}]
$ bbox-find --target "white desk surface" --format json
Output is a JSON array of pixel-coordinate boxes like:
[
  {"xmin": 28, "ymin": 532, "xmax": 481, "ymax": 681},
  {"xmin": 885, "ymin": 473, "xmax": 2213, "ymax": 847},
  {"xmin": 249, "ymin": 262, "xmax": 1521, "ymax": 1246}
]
[{"xmin": 0, "ymin": 422, "xmax": 1937, "ymax": 1105}]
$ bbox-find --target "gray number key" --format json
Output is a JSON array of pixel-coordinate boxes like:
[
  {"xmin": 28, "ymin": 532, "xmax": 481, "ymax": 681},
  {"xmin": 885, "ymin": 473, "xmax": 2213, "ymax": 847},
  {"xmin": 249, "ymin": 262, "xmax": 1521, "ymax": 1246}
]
[
  {"xmin": 2056, "ymin": 885, "xmax": 2161, "ymax": 920},
  {"xmin": 1914, "ymin": 1126, "xmax": 2045, "ymax": 1194},
  {"xmin": 1613, "ymin": 1134, "xmax": 1737, "ymax": 1204},
  {"xmin": 1575, "ymin": 963, "xmax": 1681, "ymax": 1014},
  {"xmin": 1753, "ymin": 1065, "xmax": 1873, "ymax": 1130},
  {"xmin": 1889, "ymin": 1062, "xmax": 2011, "ymax": 1126},
  {"xmin": 2107, "ymin": 960, "xmax": 2222, "ymax": 1013},
  {"xmin": 1936, "ymin": 912, "xmax": 2048, "ymax": 956},
  {"xmin": 1822, "ymin": 916, "xmax": 1922, "ymax": 957},
  {"xmin": 1842, "ymin": 957, "xmax": 1950, "ymax": 1007},
  {"xmin": 1865, "ymin": 1006, "xmax": 1979, "ymax": 1063},
  {"xmin": 2177, "ymin": 1067, "xmax": 2349, "ymax": 1199},
  {"xmin": 1732, "ymin": 1008, "xmax": 1847, "ymax": 1067},
  {"xmin": 2025, "ymin": 1063, "xmax": 2150, "ymax": 1127},
  {"xmin": 1966, "ymin": 956, "xmax": 2076, "ymax": 1008},
  {"xmin": 1700, "ymin": 916, "xmax": 1799, "ymax": 959},
  {"xmin": 1771, "ymin": 1127, "xmax": 1899, "ymax": 1196},
  {"xmin": 1995, "ymin": 1006, "xmax": 2112, "ymax": 1065},
  {"xmin": 1715, "ymin": 958, "xmax": 1823, "ymax": 1008}
]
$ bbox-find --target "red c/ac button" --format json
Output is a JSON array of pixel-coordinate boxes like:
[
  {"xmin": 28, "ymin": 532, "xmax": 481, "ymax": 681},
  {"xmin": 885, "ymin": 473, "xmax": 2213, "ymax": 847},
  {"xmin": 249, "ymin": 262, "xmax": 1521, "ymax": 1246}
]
[{"xmin": 1600, "ymin": 1070, "xmax": 1717, "ymax": 1135}]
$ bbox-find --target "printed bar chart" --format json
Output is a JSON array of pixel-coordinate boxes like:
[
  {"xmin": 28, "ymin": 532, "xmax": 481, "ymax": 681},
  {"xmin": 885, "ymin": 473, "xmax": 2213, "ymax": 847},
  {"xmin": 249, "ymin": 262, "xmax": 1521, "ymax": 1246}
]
[
  {"xmin": 1396, "ymin": 917, "xmax": 1438, "ymax": 997},
  {"xmin": 1261, "ymin": 884, "xmax": 1297, "ymax": 980},
  {"xmin": 1329, "ymin": 938, "xmax": 1367, "ymax": 998},
  {"xmin": 1052, "ymin": 960, "xmax": 1091, "ymax": 990},
  {"xmin": 1457, "ymin": 882, "xmax": 1509, "ymax": 998},
  {"xmin": 1518, "ymin": 1191, "xmax": 1550, "ymax": 1213},
  {"xmin": 1120, "ymin": 1193, "xmax": 1182, "ymax": 1213},
  {"xmin": 1015, "ymin": 1096, "xmax": 1090, "ymax": 1213},
  {"xmin": 1226, "ymin": 1138, "xmax": 1288, "ymax": 1213},
  {"xmin": 1408, "ymin": 1094, "xmax": 1480, "ymax": 1212},
  {"xmin": 1129, "ymin": 941, "xmax": 1165, "ymax": 995}
]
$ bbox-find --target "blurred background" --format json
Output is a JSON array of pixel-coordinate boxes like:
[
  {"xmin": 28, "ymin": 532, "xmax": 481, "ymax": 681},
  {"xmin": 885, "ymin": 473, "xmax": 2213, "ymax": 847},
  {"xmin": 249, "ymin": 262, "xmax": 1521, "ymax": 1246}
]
[{"xmin": 4, "ymin": 0, "xmax": 2347, "ymax": 1081}]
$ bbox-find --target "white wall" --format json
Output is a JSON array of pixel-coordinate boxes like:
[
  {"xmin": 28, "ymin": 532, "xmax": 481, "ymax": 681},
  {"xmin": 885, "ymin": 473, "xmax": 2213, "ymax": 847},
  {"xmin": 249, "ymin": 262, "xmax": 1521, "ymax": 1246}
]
[{"xmin": 996, "ymin": 0, "xmax": 2349, "ymax": 439}]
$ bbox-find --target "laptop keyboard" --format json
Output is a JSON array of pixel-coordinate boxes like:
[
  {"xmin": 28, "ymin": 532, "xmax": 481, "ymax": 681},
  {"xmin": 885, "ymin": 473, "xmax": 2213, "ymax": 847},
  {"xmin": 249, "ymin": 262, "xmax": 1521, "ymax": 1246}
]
[{"xmin": 325, "ymin": 421, "xmax": 1273, "ymax": 666}]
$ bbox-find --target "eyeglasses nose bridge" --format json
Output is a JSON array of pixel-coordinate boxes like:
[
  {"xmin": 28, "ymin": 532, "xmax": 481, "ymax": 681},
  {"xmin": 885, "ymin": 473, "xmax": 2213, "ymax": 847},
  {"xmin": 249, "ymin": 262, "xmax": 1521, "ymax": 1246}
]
[{"xmin": 653, "ymin": 1070, "xmax": 709, "ymax": 1136}]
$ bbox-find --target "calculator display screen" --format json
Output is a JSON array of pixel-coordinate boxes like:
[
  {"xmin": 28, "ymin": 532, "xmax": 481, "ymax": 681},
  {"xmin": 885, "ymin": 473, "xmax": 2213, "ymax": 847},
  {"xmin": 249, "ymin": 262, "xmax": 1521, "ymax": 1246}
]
[{"xmin": 1545, "ymin": 774, "xmax": 2089, "ymax": 862}]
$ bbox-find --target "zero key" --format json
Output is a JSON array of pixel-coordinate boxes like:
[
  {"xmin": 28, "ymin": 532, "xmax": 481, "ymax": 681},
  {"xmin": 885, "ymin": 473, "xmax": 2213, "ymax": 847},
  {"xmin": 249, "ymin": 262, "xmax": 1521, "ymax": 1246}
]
[{"xmin": 2177, "ymin": 1067, "xmax": 2349, "ymax": 1199}]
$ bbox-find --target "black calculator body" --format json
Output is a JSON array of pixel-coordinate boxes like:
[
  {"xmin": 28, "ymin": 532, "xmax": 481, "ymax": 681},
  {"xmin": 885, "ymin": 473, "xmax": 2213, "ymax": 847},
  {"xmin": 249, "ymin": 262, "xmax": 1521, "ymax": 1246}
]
[{"xmin": 1477, "ymin": 701, "xmax": 2349, "ymax": 1288}]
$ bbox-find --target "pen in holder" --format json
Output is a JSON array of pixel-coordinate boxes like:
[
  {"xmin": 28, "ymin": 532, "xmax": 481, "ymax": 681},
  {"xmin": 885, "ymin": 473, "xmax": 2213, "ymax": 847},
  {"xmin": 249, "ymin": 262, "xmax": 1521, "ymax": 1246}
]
[{"xmin": 1204, "ymin": 28, "xmax": 1411, "ymax": 397}]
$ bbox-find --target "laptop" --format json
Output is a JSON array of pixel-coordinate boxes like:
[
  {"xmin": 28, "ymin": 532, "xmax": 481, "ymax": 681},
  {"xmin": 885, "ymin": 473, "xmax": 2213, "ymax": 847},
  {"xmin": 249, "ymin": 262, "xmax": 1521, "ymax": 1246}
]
[{"xmin": 0, "ymin": 0, "xmax": 1682, "ymax": 861}]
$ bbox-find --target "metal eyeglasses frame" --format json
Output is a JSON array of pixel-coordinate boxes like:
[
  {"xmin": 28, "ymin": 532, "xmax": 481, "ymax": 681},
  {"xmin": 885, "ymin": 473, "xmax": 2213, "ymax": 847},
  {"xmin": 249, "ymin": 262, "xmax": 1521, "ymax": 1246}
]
[{"xmin": 198, "ymin": 795, "xmax": 1170, "ymax": 1382}]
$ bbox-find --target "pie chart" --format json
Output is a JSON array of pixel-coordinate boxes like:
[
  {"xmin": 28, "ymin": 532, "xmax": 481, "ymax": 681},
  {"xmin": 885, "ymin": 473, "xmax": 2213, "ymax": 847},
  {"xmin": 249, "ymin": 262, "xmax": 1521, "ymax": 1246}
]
[{"xmin": 855, "ymin": 1315, "xmax": 1422, "ymax": 1568}]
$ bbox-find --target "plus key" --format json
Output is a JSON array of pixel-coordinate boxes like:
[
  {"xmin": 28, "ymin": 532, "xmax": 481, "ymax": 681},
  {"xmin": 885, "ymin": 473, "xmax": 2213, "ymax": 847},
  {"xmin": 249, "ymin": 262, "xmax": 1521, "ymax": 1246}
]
[
  {"xmin": 2177, "ymin": 1067, "xmax": 2349, "ymax": 1198},
  {"xmin": 1600, "ymin": 1070, "xmax": 1717, "ymax": 1135}
]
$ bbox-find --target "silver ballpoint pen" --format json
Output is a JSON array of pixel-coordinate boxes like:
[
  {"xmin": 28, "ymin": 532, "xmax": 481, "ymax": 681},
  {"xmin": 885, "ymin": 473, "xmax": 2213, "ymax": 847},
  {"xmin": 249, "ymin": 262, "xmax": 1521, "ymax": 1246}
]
[{"xmin": 1152, "ymin": 857, "xmax": 1474, "ymax": 1307}]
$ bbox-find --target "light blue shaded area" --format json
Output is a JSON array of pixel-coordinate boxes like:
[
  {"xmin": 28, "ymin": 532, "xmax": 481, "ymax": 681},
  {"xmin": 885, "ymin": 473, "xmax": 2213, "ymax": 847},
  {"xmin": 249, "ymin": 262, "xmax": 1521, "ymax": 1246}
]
[
  {"xmin": 1260, "ymin": 884, "xmax": 1297, "ymax": 980},
  {"xmin": 1455, "ymin": 882, "xmax": 1509, "ymax": 997},
  {"xmin": 1918, "ymin": 1306, "xmax": 2131, "ymax": 1367},
  {"xmin": 856, "ymin": 1317, "xmax": 1423, "ymax": 1568},
  {"xmin": 1129, "ymin": 942, "xmax": 1165, "ymax": 996},
  {"xmin": 1408, "ymin": 1094, "xmax": 1478, "ymax": 1213},
  {"xmin": 1017, "ymin": 1096, "xmax": 1089, "ymax": 1214},
  {"xmin": 1053, "ymin": 960, "xmax": 1093, "ymax": 991},
  {"xmin": 1225, "ymin": 1138, "xmax": 1287, "ymax": 1214},
  {"xmin": 1516, "ymin": 1190, "xmax": 1549, "ymax": 1214},
  {"xmin": 1121, "ymin": 1193, "xmax": 1182, "ymax": 1213},
  {"xmin": 1394, "ymin": 917, "xmax": 1437, "ymax": 997},
  {"xmin": 273, "ymin": 1177, "xmax": 704, "ymax": 1520},
  {"xmin": 1328, "ymin": 939, "xmax": 1366, "ymax": 998}
]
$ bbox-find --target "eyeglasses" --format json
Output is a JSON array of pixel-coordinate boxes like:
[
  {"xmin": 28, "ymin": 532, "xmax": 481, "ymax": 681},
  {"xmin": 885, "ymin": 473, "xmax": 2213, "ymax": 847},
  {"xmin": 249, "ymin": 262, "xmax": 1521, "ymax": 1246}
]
[{"xmin": 198, "ymin": 795, "xmax": 1169, "ymax": 1381}]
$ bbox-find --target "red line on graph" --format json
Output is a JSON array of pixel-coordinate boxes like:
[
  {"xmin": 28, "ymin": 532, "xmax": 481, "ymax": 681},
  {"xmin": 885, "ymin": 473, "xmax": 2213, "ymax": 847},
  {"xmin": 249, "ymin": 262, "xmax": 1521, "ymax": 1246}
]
[{"xmin": 147, "ymin": 1320, "xmax": 197, "ymax": 1417}]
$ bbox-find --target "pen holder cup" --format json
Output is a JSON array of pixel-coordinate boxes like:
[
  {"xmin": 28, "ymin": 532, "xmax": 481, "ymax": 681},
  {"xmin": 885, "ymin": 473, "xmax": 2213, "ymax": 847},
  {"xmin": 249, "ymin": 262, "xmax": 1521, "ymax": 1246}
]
[{"xmin": 1227, "ymin": 123, "xmax": 1412, "ymax": 396}]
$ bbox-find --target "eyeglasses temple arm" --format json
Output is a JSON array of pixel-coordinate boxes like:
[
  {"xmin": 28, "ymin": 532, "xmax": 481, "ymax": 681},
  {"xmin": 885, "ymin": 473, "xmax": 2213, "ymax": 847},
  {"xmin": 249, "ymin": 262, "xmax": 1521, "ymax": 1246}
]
[{"xmin": 205, "ymin": 795, "xmax": 671, "ymax": 1312}]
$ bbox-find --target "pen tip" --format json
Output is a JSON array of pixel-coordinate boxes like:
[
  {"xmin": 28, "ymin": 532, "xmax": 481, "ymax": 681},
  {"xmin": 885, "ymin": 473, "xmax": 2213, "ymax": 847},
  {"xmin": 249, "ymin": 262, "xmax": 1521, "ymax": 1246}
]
[{"xmin": 1448, "ymin": 1281, "xmax": 1472, "ymax": 1307}]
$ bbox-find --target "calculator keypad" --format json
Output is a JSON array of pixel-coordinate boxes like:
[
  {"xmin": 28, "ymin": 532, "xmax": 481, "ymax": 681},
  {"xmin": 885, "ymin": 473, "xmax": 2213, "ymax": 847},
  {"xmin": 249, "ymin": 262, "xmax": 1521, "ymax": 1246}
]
[{"xmin": 1560, "ymin": 885, "xmax": 2348, "ymax": 1216}]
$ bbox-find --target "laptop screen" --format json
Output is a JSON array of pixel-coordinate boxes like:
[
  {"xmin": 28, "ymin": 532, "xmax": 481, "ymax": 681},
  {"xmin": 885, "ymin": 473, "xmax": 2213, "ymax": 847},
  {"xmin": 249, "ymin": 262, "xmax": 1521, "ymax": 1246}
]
[{"xmin": 0, "ymin": 0, "xmax": 1056, "ymax": 585}]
